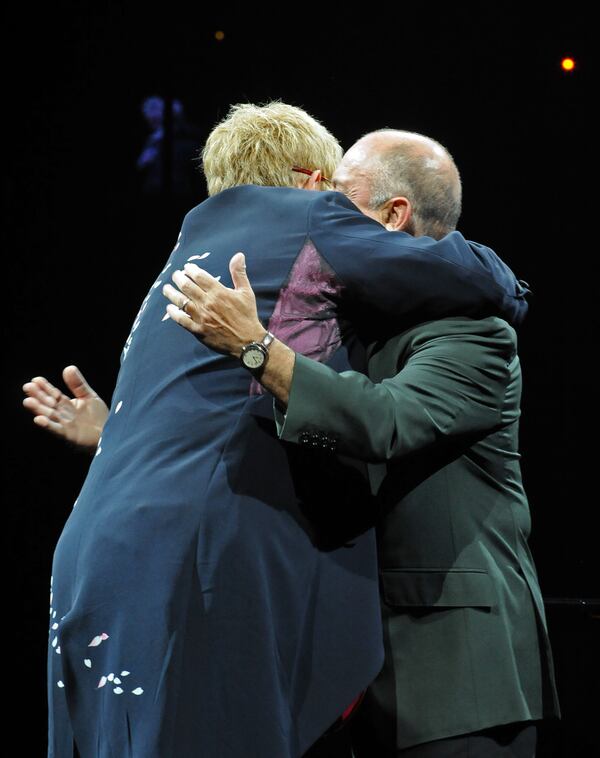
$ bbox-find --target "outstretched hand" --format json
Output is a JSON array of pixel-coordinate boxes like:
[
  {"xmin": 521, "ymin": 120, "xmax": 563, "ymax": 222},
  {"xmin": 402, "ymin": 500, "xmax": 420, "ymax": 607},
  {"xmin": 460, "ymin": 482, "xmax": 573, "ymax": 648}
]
[
  {"xmin": 22, "ymin": 366, "xmax": 108, "ymax": 450},
  {"xmin": 162, "ymin": 252, "xmax": 266, "ymax": 357}
]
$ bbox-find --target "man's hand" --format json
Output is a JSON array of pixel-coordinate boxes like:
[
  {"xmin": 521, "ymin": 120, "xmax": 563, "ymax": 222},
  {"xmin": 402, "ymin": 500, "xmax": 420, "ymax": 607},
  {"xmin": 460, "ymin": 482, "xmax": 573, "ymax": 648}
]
[
  {"xmin": 22, "ymin": 366, "xmax": 108, "ymax": 450},
  {"xmin": 163, "ymin": 252, "xmax": 296, "ymax": 405},
  {"xmin": 162, "ymin": 252, "xmax": 265, "ymax": 357}
]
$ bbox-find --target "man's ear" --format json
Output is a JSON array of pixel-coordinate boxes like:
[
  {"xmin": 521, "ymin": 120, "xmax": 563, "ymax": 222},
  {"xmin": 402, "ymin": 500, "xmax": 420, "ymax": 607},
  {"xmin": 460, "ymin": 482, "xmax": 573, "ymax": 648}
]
[
  {"xmin": 296, "ymin": 169, "xmax": 322, "ymax": 191},
  {"xmin": 382, "ymin": 197, "xmax": 413, "ymax": 232}
]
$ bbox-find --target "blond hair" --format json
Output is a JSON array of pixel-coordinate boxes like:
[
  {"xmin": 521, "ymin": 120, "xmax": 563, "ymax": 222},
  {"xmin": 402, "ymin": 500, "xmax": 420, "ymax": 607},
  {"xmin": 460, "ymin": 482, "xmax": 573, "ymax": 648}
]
[{"xmin": 201, "ymin": 101, "xmax": 342, "ymax": 196}]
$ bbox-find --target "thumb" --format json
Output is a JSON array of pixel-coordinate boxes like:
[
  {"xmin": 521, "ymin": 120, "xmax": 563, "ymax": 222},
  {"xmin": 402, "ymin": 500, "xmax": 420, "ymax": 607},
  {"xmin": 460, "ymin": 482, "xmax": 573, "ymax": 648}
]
[
  {"xmin": 63, "ymin": 365, "xmax": 96, "ymax": 399},
  {"xmin": 230, "ymin": 252, "xmax": 250, "ymax": 291}
]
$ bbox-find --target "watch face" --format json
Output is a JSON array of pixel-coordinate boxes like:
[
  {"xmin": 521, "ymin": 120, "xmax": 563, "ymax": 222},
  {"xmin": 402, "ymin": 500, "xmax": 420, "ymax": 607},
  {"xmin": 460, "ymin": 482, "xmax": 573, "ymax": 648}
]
[{"xmin": 242, "ymin": 345, "xmax": 265, "ymax": 370}]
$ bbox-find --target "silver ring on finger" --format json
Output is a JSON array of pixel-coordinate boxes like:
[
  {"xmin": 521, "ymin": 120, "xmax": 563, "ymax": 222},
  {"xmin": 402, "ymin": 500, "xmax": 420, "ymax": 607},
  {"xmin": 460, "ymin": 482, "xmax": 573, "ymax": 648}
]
[{"xmin": 181, "ymin": 297, "xmax": 191, "ymax": 314}]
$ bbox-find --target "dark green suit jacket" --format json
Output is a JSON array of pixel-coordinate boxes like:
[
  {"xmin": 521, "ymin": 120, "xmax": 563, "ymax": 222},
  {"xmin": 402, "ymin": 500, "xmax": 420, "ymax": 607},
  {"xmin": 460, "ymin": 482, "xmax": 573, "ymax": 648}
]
[{"xmin": 275, "ymin": 316, "xmax": 560, "ymax": 750}]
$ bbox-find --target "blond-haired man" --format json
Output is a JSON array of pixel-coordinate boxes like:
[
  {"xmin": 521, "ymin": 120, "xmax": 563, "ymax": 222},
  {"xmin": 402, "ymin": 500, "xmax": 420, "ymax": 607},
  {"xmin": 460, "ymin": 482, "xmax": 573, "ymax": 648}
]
[{"xmin": 26, "ymin": 103, "xmax": 529, "ymax": 758}]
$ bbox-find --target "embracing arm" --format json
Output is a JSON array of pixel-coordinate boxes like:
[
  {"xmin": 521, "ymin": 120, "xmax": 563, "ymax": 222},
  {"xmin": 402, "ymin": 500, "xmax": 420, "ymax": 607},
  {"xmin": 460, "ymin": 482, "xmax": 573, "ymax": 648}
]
[
  {"xmin": 308, "ymin": 191, "xmax": 530, "ymax": 328},
  {"xmin": 274, "ymin": 319, "xmax": 518, "ymax": 462},
  {"xmin": 161, "ymin": 254, "xmax": 518, "ymax": 463}
]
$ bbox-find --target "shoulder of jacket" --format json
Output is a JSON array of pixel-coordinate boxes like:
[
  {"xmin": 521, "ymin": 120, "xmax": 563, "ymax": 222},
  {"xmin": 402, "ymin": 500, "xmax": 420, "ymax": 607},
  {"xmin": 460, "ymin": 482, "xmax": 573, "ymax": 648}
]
[{"xmin": 372, "ymin": 316, "xmax": 517, "ymax": 362}]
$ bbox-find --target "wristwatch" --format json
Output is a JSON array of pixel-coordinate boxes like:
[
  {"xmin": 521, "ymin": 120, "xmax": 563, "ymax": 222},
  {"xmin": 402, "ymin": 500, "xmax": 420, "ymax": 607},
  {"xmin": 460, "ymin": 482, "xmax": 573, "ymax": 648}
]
[{"xmin": 240, "ymin": 331, "xmax": 275, "ymax": 375}]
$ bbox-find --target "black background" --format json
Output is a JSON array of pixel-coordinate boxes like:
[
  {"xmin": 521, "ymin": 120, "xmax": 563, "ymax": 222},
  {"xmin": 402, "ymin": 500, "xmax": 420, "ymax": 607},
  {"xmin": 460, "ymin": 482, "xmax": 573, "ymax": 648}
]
[{"xmin": 4, "ymin": 3, "xmax": 597, "ymax": 755}]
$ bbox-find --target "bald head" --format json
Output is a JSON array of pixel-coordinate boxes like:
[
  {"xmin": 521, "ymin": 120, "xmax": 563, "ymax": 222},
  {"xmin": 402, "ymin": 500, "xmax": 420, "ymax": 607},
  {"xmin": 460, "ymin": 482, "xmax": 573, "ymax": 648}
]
[{"xmin": 334, "ymin": 130, "xmax": 462, "ymax": 239}]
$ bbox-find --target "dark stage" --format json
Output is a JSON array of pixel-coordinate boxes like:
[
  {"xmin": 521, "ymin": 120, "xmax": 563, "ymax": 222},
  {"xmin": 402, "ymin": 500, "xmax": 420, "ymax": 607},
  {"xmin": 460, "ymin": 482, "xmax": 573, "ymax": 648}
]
[{"xmin": 4, "ymin": 4, "xmax": 596, "ymax": 755}]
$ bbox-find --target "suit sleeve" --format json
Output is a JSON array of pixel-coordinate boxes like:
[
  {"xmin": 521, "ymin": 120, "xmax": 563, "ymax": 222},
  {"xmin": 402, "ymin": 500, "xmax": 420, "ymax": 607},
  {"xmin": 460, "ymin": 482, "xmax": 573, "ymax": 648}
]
[
  {"xmin": 275, "ymin": 321, "xmax": 519, "ymax": 463},
  {"xmin": 308, "ymin": 191, "xmax": 530, "ymax": 328}
]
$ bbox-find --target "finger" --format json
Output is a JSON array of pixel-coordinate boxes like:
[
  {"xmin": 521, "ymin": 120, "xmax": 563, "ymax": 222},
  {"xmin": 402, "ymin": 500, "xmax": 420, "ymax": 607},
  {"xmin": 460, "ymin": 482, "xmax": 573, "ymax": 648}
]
[
  {"xmin": 229, "ymin": 253, "xmax": 251, "ymax": 292},
  {"xmin": 22, "ymin": 380, "xmax": 62, "ymax": 408},
  {"xmin": 26, "ymin": 376, "xmax": 63, "ymax": 404},
  {"xmin": 23, "ymin": 395, "xmax": 62, "ymax": 420},
  {"xmin": 162, "ymin": 283, "xmax": 199, "ymax": 313},
  {"xmin": 165, "ymin": 304, "xmax": 203, "ymax": 334},
  {"xmin": 22, "ymin": 381, "xmax": 47, "ymax": 401},
  {"xmin": 181, "ymin": 263, "xmax": 223, "ymax": 292},
  {"xmin": 171, "ymin": 269, "xmax": 208, "ymax": 302},
  {"xmin": 33, "ymin": 415, "xmax": 66, "ymax": 437},
  {"xmin": 63, "ymin": 365, "xmax": 96, "ymax": 399}
]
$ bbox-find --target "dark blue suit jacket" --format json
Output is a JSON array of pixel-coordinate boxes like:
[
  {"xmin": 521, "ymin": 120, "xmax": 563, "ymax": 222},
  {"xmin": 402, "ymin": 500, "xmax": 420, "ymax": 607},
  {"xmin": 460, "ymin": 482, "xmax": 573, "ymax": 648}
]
[{"xmin": 47, "ymin": 186, "xmax": 528, "ymax": 758}]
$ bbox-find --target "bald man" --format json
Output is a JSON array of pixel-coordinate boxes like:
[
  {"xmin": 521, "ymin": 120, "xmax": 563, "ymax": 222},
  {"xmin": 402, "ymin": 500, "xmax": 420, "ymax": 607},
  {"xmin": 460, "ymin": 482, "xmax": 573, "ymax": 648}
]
[
  {"xmin": 330, "ymin": 130, "xmax": 462, "ymax": 240},
  {"xmin": 164, "ymin": 129, "xmax": 560, "ymax": 757}
]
